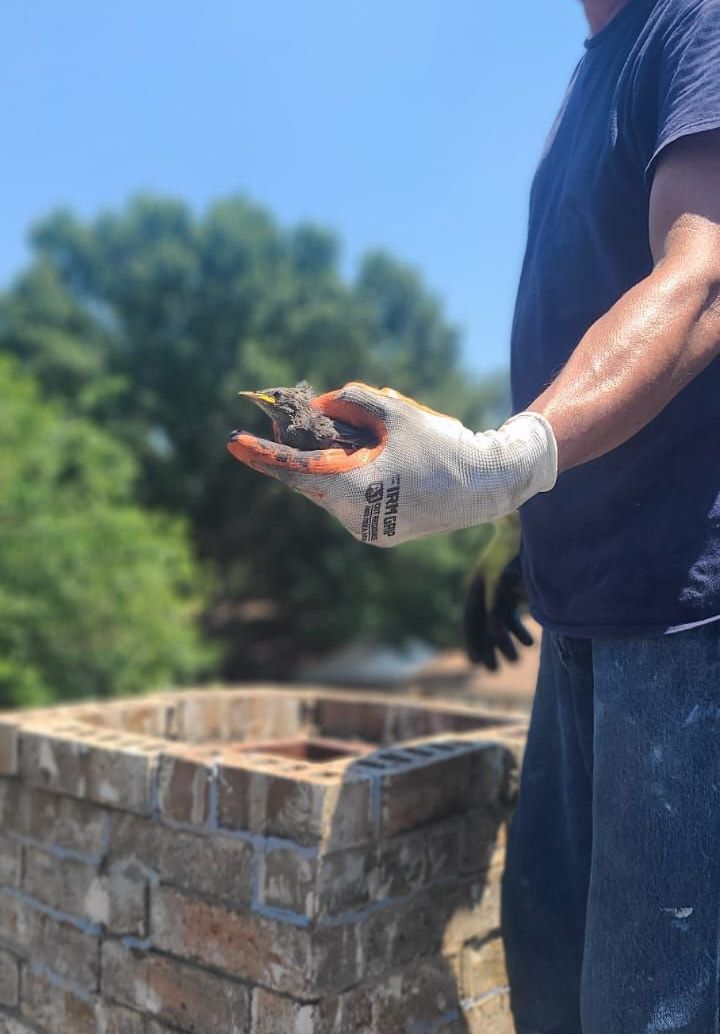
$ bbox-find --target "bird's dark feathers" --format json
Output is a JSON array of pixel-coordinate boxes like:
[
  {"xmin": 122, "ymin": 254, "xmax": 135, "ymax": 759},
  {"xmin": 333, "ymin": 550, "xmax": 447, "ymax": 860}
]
[{"xmin": 243, "ymin": 382, "xmax": 376, "ymax": 452}]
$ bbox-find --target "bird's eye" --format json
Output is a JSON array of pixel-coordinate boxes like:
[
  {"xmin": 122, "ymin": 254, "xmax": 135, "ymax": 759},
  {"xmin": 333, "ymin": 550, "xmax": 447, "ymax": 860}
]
[{"xmin": 272, "ymin": 390, "xmax": 281, "ymax": 400}]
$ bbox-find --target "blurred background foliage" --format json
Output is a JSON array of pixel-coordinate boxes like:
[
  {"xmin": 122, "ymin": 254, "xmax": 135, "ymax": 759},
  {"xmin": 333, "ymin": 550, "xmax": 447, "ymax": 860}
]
[{"xmin": 0, "ymin": 195, "xmax": 509, "ymax": 704}]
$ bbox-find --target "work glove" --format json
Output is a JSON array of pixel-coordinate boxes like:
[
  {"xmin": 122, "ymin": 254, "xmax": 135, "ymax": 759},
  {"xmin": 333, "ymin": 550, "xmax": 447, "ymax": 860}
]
[
  {"xmin": 227, "ymin": 382, "xmax": 557, "ymax": 547},
  {"xmin": 464, "ymin": 553, "xmax": 533, "ymax": 671}
]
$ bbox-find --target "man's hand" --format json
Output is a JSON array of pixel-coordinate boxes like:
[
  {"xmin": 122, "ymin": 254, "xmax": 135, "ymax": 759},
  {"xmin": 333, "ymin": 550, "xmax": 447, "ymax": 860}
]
[
  {"xmin": 228, "ymin": 383, "xmax": 557, "ymax": 547},
  {"xmin": 464, "ymin": 556, "xmax": 533, "ymax": 671},
  {"xmin": 463, "ymin": 513, "xmax": 532, "ymax": 670}
]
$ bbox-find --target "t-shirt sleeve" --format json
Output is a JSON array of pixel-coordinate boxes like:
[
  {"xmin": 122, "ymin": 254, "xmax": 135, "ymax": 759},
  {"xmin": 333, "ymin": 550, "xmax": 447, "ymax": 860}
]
[{"xmin": 645, "ymin": 0, "xmax": 720, "ymax": 178}]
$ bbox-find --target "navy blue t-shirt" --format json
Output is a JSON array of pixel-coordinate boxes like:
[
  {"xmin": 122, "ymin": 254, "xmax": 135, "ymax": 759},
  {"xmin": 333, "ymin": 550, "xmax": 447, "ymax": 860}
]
[{"xmin": 511, "ymin": 0, "xmax": 720, "ymax": 635}]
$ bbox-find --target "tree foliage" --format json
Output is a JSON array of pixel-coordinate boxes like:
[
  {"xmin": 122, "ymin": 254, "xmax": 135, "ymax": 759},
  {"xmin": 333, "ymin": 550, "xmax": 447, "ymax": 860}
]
[
  {"xmin": 0, "ymin": 357, "xmax": 210, "ymax": 706},
  {"xmin": 0, "ymin": 195, "xmax": 507, "ymax": 680}
]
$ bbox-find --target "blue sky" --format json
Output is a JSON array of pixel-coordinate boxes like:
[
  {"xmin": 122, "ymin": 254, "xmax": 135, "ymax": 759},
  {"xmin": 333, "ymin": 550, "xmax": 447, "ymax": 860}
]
[{"xmin": 1, "ymin": 0, "xmax": 586, "ymax": 373}]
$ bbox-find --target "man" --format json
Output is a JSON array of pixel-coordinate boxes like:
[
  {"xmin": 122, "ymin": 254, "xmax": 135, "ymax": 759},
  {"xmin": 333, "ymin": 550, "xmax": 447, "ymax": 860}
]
[{"xmin": 229, "ymin": 0, "xmax": 720, "ymax": 1028}]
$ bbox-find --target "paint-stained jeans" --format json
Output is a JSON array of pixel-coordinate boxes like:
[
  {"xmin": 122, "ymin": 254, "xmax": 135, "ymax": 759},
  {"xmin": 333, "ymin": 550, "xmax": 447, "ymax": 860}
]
[{"xmin": 502, "ymin": 623, "xmax": 720, "ymax": 1034}]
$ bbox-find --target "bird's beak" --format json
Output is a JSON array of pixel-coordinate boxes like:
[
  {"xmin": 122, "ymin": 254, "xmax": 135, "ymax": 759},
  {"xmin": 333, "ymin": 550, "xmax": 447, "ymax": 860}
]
[{"xmin": 238, "ymin": 390, "xmax": 277, "ymax": 407}]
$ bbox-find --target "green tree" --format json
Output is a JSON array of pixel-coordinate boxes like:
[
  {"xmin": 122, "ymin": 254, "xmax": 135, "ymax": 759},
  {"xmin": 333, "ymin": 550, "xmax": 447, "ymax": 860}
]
[
  {"xmin": 0, "ymin": 195, "xmax": 507, "ymax": 677},
  {"xmin": 0, "ymin": 357, "xmax": 210, "ymax": 706}
]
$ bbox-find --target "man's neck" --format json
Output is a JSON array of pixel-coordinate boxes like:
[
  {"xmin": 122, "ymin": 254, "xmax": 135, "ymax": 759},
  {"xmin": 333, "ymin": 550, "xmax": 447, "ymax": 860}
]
[{"xmin": 583, "ymin": 0, "xmax": 633, "ymax": 35}]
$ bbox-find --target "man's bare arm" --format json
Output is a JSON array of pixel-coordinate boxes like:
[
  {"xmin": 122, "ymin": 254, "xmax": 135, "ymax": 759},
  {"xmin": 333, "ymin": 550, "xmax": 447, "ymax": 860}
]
[{"xmin": 529, "ymin": 130, "xmax": 720, "ymax": 474}]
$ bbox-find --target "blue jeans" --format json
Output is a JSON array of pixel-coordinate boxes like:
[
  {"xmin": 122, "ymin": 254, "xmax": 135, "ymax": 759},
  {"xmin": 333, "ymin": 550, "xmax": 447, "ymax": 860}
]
[{"xmin": 502, "ymin": 624, "xmax": 720, "ymax": 1034}]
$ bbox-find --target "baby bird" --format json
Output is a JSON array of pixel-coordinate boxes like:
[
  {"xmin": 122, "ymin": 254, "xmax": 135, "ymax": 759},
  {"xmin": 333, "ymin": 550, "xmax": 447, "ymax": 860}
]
[{"xmin": 236, "ymin": 381, "xmax": 375, "ymax": 451}]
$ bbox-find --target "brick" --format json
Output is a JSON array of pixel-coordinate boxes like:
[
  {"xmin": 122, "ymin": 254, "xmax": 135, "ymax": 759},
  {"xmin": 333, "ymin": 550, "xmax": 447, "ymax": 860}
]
[
  {"xmin": 110, "ymin": 813, "xmax": 253, "ymax": 906},
  {"xmin": 251, "ymin": 986, "xmax": 372, "ymax": 1034},
  {"xmin": 0, "ymin": 950, "xmax": 19, "ymax": 1007},
  {"xmin": 261, "ymin": 847, "xmax": 317, "ymax": 916},
  {"xmin": 20, "ymin": 968, "xmax": 97, "ymax": 1034},
  {"xmin": 316, "ymin": 847, "xmax": 375, "ymax": 916},
  {"xmin": 18, "ymin": 727, "xmax": 158, "ymax": 814},
  {"xmin": 102, "ymin": 866, "xmax": 147, "ymax": 935},
  {"xmin": 466, "ymin": 743, "xmax": 515, "ymax": 810},
  {"xmin": 0, "ymin": 781, "xmax": 21, "ymax": 832},
  {"xmin": 379, "ymin": 752, "xmax": 471, "ymax": 836},
  {"xmin": 376, "ymin": 820, "xmax": 460, "ymax": 899},
  {"xmin": 262, "ymin": 842, "xmax": 379, "ymax": 919},
  {"xmin": 251, "ymin": 990, "xmax": 319, "ymax": 1034},
  {"xmin": 0, "ymin": 1015, "xmax": 36, "ymax": 1034},
  {"xmin": 174, "ymin": 688, "xmax": 301, "ymax": 744},
  {"xmin": 157, "ymin": 750, "xmax": 212, "ymax": 825},
  {"xmin": 221, "ymin": 690, "xmax": 302, "ymax": 743},
  {"xmin": 0, "ymin": 837, "xmax": 21, "ymax": 888},
  {"xmin": 392, "ymin": 702, "xmax": 510, "ymax": 741},
  {"xmin": 267, "ymin": 691, "xmax": 307, "ymax": 739},
  {"xmin": 0, "ymin": 891, "xmax": 99, "ymax": 990},
  {"xmin": 373, "ymin": 958, "xmax": 462, "ymax": 1033},
  {"xmin": 389, "ymin": 702, "xmax": 455, "ymax": 740},
  {"xmin": 96, "ymin": 1002, "xmax": 146, "ymax": 1034},
  {"xmin": 20, "ymin": 967, "xmax": 144, "ymax": 1034},
  {"xmin": 218, "ymin": 760, "xmax": 372, "ymax": 848},
  {"xmin": 0, "ymin": 782, "xmax": 107, "ymax": 856},
  {"xmin": 23, "ymin": 846, "xmax": 100, "ymax": 918},
  {"xmin": 17, "ymin": 787, "xmax": 108, "ymax": 856},
  {"xmin": 312, "ymin": 922, "xmax": 364, "ymax": 995},
  {"xmin": 0, "ymin": 892, "xmax": 23, "ymax": 946},
  {"xmin": 426, "ymin": 820, "xmax": 463, "ymax": 880},
  {"xmin": 460, "ymin": 810, "xmax": 505, "ymax": 875},
  {"xmin": 95, "ymin": 699, "xmax": 172, "ymax": 737},
  {"xmin": 316, "ymin": 696, "xmax": 387, "ymax": 742},
  {"xmin": 216, "ymin": 762, "xmax": 269, "ymax": 833},
  {"xmin": 67, "ymin": 704, "xmax": 125, "ymax": 730},
  {"xmin": 0, "ymin": 716, "xmax": 21, "ymax": 775},
  {"xmin": 102, "ymin": 941, "xmax": 250, "ymax": 1033},
  {"xmin": 23, "ymin": 846, "xmax": 145, "ymax": 935},
  {"xmin": 151, "ymin": 885, "xmax": 311, "ymax": 997},
  {"xmin": 360, "ymin": 891, "xmax": 443, "ymax": 980},
  {"xmin": 175, "ymin": 692, "xmax": 227, "ymax": 742}
]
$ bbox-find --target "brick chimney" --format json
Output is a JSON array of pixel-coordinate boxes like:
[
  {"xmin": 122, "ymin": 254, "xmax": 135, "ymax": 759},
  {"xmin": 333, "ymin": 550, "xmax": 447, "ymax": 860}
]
[{"xmin": 0, "ymin": 688, "xmax": 526, "ymax": 1033}]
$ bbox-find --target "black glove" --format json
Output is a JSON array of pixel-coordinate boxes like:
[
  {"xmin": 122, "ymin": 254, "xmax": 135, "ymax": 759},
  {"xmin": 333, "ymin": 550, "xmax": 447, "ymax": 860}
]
[{"xmin": 463, "ymin": 556, "xmax": 534, "ymax": 671}]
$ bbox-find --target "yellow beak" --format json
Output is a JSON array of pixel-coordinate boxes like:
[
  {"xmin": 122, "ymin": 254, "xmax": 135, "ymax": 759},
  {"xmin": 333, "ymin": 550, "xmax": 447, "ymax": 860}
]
[{"xmin": 238, "ymin": 390, "xmax": 276, "ymax": 406}]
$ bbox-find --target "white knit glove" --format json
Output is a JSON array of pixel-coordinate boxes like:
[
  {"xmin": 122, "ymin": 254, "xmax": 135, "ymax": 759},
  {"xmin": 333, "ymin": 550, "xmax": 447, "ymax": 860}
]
[{"xmin": 228, "ymin": 382, "xmax": 557, "ymax": 547}]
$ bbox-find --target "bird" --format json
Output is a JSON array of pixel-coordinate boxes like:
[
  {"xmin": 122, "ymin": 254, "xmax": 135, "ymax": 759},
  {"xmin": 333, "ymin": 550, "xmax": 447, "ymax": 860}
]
[{"xmin": 235, "ymin": 381, "xmax": 376, "ymax": 452}]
